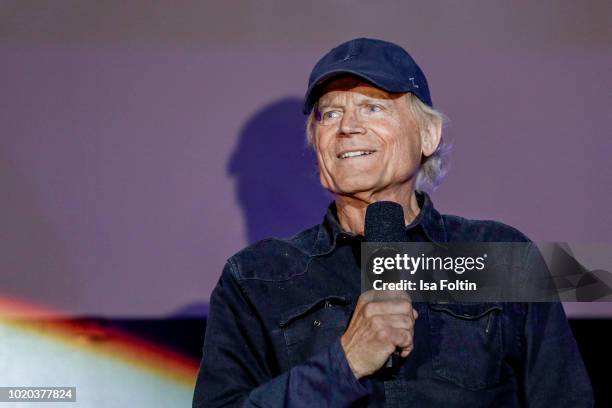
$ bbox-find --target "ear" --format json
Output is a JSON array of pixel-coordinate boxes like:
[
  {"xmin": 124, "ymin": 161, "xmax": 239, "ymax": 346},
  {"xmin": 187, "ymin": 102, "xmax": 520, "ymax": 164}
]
[{"xmin": 420, "ymin": 117, "xmax": 442, "ymax": 157}]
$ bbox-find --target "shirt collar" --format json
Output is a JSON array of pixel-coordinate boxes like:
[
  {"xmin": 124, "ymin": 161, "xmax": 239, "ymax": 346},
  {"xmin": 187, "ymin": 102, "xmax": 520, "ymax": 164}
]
[{"xmin": 310, "ymin": 191, "xmax": 447, "ymax": 257}]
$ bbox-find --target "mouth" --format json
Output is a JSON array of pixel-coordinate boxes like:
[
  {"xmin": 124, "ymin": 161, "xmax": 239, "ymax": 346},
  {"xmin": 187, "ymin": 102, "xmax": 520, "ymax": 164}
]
[{"xmin": 337, "ymin": 150, "xmax": 377, "ymax": 160}]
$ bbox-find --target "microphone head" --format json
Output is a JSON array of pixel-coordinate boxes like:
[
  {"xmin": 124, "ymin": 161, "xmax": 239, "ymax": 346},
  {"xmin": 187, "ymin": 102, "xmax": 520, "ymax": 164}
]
[{"xmin": 364, "ymin": 201, "xmax": 407, "ymax": 242}]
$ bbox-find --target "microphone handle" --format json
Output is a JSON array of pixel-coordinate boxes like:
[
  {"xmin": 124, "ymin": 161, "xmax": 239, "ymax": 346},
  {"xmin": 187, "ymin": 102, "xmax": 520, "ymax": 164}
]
[{"xmin": 385, "ymin": 349, "xmax": 401, "ymax": 368}]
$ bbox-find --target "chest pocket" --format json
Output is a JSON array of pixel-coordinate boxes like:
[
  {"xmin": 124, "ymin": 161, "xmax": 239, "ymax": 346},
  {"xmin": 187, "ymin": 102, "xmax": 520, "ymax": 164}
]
[
  {"xmin": 279, "ymin": 296, "xmax": 352, "ymax": 367},
  {"xmin": 427, "ymin": 302, "xmax": 503, "ymax": 390}
]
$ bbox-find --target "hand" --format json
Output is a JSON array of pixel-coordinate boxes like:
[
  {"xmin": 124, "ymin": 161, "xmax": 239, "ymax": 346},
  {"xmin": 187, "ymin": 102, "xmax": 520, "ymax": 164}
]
[{"xmin": 340, "ymin": 290, "xmax": 418, "ymax": 379}]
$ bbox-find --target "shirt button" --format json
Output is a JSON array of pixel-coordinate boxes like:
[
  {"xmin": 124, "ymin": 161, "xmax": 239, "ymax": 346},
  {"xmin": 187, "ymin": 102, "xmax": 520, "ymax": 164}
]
[
  {"xmin": 325, "ymin": 301, "xmax": 332, "ymax": 308},
  {"xmin": 313, "ymin": 319, "xmax": 321, "ymax": 327}
]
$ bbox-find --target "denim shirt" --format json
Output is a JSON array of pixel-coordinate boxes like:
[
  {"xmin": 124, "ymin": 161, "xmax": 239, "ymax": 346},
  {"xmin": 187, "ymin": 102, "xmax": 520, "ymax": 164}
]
[{"xmin": 193, "ymin": 192, "xmax": 593, "ymax": 407}]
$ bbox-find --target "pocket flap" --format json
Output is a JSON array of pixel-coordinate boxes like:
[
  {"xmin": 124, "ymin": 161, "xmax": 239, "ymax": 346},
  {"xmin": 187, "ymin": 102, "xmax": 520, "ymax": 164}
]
[
  {"xmin": 428, "ymin": 302, "xmax": 502, "ymax": 320},
  {"xmin": 278, "ymin": 295, "xmax": 351, "ymax": 328}
]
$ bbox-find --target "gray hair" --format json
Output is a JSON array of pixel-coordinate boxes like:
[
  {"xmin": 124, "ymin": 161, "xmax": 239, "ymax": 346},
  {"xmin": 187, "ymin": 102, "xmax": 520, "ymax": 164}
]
[{"xmin": 305, "ymin": 93, "xmax": 450, "ymax": 191}]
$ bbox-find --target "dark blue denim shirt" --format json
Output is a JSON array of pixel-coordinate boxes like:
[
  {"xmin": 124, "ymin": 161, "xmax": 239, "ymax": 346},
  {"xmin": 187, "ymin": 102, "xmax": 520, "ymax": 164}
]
[{"xmin": 193, "ymin": 192, "xmax": 593, "ymax": 407}]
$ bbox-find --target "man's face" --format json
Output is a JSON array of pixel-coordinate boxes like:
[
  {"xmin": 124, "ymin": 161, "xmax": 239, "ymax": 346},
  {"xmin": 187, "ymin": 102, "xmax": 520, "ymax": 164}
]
[{"xmin": 312, "ymin": 77, "xmax": 425, "ymax": 198}]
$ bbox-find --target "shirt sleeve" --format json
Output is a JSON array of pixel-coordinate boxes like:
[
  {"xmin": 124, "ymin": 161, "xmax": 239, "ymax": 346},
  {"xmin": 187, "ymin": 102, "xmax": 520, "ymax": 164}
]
[
  {"xmin": 517, "ymin": 241, "xmax": 593, "ymax": 406},
  {"xmin": 521, "ymin": 302, "xmax": 593, "ymax": 407},
  {"xmin": 192, "ymin": 260, "xmax": 372, "ymax": 408}
]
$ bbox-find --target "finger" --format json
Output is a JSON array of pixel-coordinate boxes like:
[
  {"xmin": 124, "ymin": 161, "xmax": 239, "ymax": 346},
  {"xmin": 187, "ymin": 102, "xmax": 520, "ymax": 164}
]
[
  {"xmin": 390, "ymin": 328, "xmax": 413, "ymax": 349},
  {"xmin": 357, "ymin": 290, "xmax": 377, "ymax": 306},
  {"xmin": 400, "ymin": 345, "xmax": 414, "ymax": 358},
  {"xmin": 371, "ymin": 314, "xmax": 415, "ymax": 331},
  {"xmin": 363, "ymin": 299, "xmax": 413, "ymax": 318},
  {"xmin": 371, "ymin": 289, "xmax": 411, "ymax": 303}
]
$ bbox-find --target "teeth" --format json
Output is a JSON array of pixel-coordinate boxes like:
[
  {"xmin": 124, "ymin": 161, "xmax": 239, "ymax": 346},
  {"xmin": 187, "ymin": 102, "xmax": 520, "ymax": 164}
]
[{"xmin": 340, "ymin": 151, "xmax": 374, "ymax": 159}]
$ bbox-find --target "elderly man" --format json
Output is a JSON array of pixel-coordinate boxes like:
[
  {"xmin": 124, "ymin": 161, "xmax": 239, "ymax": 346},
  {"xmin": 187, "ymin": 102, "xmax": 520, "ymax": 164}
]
[{"xmin": 193, "ymin": 38, "xmax": 592, "ymax": 407}]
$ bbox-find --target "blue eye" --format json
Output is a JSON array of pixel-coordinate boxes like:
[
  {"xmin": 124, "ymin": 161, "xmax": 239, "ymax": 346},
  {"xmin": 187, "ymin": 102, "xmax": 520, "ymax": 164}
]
[
  {"xmin": 322, "ymin": 110, "xmax": 340, "ymax": 120},
  {"xmin": 367, "ymin": 104, "xmax": 382, "ymax": 112}
]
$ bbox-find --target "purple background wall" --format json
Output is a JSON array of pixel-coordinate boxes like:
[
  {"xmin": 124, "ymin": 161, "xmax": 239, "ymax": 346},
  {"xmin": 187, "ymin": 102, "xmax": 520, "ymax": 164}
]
[{"xmin": 1, "ymin": 1, "xmax": 610, "ymax": 317}]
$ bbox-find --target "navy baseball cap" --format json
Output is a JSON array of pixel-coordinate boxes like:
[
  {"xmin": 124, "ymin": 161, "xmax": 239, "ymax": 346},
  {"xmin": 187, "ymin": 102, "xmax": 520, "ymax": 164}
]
[{"xmin": 303, "ymin": 38, "xmax": 432, "ymax": 114}]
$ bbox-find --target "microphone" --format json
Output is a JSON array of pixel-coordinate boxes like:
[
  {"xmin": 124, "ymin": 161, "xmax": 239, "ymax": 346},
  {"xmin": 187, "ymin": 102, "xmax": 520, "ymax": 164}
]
[
  {"xmin": 364, "ymin": 201, "xmax": 406, "ymax": 243},
  {"xmin": 364, "ymin": 201, "xmax": 408, "ymax": 370}
]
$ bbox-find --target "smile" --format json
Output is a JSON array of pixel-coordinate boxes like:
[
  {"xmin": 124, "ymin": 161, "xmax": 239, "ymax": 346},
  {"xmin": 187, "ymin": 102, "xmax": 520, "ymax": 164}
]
[{"xmin": 337, "ymin": 150, "xmax": 377, "ymax": 159}]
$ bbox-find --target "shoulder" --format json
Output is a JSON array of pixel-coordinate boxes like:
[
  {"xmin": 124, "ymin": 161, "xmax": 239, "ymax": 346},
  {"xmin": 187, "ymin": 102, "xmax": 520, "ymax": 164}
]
[
  {"xmin": 441, "ymin": 213, "xmax": 531, "ymax": 242},
  {"xmin": 226, "ymin": 224, "xmax": 321, "ymax": 281}
]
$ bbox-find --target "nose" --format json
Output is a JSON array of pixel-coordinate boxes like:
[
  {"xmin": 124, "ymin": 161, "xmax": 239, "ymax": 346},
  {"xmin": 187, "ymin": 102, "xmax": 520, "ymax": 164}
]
[{"xmin": 339, "ymin": 109, "xmax": 366, "ymax": 136}]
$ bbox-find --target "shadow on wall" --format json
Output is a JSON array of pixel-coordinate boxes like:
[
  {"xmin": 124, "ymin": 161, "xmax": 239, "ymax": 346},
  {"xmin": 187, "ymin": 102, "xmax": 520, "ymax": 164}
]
[
  {"xmin": 227, "ymin": 97, "xmax": 331, "ymax": 244},
  {"xmin": 171, "ymin": 98, "xmax": 330, "ymax": 318}
]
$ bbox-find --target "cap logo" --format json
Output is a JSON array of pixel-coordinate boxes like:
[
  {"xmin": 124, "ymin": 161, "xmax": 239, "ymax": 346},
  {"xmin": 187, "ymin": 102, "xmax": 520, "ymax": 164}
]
[
  {"xmin": 341, "ymin": 40, "xmax": 361, "ymax": 61},
  {"xmin": 409, "ymin": 77, "xmax": 419, "ymax": 88}
]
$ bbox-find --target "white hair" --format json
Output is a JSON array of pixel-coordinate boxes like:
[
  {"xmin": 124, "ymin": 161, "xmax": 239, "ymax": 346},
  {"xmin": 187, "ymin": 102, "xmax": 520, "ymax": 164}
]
[{"xmin": 305, "ymin": 92, "xmax": 450, "ymax": 191}]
